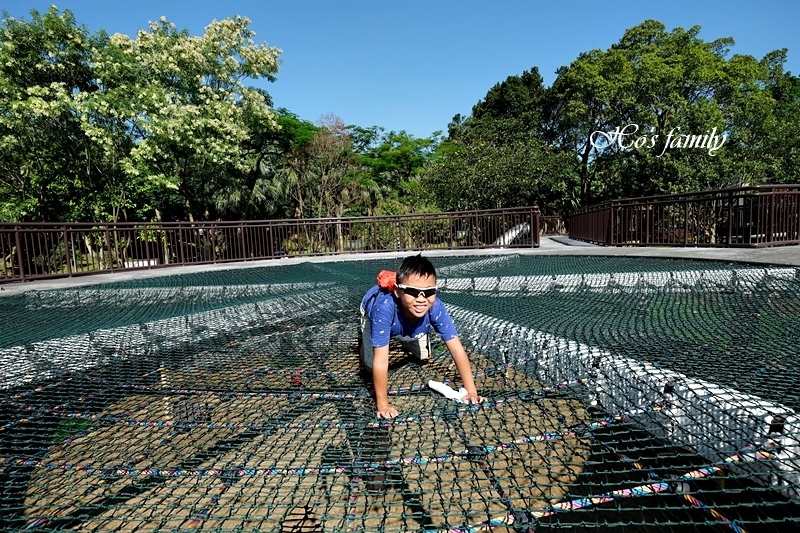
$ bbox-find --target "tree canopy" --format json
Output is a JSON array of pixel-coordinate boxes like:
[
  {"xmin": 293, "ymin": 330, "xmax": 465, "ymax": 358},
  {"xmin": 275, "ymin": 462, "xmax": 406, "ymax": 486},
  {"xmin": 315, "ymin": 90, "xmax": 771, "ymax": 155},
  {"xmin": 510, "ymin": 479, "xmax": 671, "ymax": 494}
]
[
  {"xmin": 430, "ymin": 20, "xmax": 798, "ymax": 214},
  {"xmin": 0, "ymin": 10, "xmax": 797, "ymax": 222}
]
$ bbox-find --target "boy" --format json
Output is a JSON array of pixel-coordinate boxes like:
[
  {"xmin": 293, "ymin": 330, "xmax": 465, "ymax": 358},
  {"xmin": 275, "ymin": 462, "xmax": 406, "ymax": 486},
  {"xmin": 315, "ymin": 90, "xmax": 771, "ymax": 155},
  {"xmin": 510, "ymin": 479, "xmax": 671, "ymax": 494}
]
[{"xmin": 359, "ymin": 254, "xmax": 484, "ymax": 418}]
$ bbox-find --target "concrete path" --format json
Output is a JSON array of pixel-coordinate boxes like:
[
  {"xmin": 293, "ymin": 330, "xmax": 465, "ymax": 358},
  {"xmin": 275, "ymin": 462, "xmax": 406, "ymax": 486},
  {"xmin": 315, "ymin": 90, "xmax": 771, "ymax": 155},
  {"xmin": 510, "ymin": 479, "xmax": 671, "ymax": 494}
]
[
  {"xmin": 543, "ymin": 235, "xmax": 800, "ymax": 266},
  {"xmin": 1, "ymin": 236, "xmax": 797, "ymax": 296}
]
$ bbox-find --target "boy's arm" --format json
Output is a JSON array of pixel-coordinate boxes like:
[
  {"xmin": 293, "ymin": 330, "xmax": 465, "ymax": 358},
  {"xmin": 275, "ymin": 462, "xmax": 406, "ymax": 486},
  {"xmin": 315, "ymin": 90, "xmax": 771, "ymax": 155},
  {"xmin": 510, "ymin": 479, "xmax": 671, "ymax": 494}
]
[
  {"xmin": 372, "ymin": 345, "xmax": 398, "ymax": 418},
  {"xmin": 445, "ymin": 337, "xmax": 485, "ymax": 404}
]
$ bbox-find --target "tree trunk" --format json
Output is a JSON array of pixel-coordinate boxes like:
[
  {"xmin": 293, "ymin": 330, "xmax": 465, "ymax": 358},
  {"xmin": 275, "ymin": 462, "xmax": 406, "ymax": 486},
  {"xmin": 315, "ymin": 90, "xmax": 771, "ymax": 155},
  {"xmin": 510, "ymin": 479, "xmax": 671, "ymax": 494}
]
[{"xmin": 580, "ymin": 134, "xmax": 593, "ymax": 206}]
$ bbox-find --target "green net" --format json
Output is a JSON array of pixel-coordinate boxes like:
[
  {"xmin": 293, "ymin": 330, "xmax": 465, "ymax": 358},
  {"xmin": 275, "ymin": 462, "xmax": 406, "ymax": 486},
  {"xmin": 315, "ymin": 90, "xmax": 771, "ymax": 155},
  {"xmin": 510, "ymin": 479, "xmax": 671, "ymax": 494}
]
[{"xmin": 1, "ymin": 254, "xmax": 799, "ymax": 532}]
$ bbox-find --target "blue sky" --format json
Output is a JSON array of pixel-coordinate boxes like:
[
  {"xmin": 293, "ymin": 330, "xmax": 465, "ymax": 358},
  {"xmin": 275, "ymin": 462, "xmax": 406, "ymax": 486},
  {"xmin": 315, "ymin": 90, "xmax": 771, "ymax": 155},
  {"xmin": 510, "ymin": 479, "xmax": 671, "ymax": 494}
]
[{"xmin": 3, "ymin": 1, "xmax": 799, "ymax": 139}]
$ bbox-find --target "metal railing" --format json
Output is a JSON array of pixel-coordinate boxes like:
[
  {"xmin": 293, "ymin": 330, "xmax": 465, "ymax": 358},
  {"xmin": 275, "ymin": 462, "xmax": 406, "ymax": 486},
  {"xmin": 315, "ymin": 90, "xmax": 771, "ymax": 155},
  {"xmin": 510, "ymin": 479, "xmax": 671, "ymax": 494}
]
[
  {"xmin": 568, "ymin": 185, "xmax": 800, "ymax": 247},
  {"xmin": 0, "ymin": 207, "xmax": 540, "ymax": 283},
  {"xmin": 540, "ymin": 216, "xmax": 567, "ymax": 235}
]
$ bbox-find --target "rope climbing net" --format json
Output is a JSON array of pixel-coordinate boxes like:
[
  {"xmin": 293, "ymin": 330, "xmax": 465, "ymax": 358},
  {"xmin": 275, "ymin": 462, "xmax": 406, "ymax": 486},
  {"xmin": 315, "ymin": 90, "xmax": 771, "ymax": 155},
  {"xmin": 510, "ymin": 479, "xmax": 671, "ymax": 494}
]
[{"xmin": 1, "ymin": 254, "xmax": 799, "ymax": 532}]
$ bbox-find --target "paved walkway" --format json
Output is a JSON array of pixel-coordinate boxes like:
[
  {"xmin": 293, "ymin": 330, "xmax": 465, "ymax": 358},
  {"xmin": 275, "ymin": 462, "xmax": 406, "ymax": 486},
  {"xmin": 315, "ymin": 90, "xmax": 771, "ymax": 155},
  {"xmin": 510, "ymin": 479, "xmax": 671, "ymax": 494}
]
[
  {"xmin": 543, "ymin": 235, "xmax": 800, "ymax": 266},
  {"xmin": 1, "ymin": 236, "xmax": 798, "ymax": 296}
]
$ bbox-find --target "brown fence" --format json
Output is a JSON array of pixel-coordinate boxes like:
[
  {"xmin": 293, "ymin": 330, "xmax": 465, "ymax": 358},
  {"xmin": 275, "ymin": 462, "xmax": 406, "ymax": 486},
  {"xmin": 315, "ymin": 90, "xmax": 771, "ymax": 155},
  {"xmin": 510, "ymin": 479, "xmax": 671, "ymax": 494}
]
[
  {"xmin": 0, "ymin": 207, "xmax": 540, "ymax": 283},
  {"xmin": 568, "ymin": 185, "xmax": 800, "ymax": 247},
  {"xmin": 540, "ymin": 216, "xmax": 567, "ymax": 235}
]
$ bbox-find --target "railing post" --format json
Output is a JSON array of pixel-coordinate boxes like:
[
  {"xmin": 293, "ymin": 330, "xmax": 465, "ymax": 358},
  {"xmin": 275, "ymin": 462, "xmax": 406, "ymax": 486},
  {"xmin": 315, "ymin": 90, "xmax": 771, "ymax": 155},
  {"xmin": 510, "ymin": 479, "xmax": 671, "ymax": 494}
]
[
  {"xmin": 144, "ymin": 225, "xmax": 152, "ymax": 266},
  {"xmin": 267, "ymin": 223, "xmax": 274, "ymax": 258},
  {"xmin": 684, "ymin": 200, "xmax": 689, "ymax": 246},
  {"xmin": 608, "ymin": 203, "xmax": 615, "ymax": 246},
  {"xmin": 178, "ymin": 223, "xmax": 185, "ymax": 265},
  {"xmin": 105, "ymin": 225, "xmax": 113, "ymax": 271},
  {"xmin": 448, "ymin": 217, "xmax": 453, "ymax": 250},
  {"xmin": 797, "ymin": 192, "xmax": 800, "ymax": 244},
  {"xmin": 727, "ymin": 190, "xmax": 733, "ymax": 246},
  {"xmin": 240, "ymin": 222, "xmax": 246, "ymax": 260},
  {"xmin": 63, "ymin": 226, "xmax": 72, "ymax": 276},
  {"xmin": 770, "ymin": 190, "xmax": 776, "ymax": 243},
  {"xmin": 211, "ymin": 223, "xmax": 217, "ymax": 262},
  {"xmin": 15, "ymin": 225, "xmax": 25, "ymax": 281}
]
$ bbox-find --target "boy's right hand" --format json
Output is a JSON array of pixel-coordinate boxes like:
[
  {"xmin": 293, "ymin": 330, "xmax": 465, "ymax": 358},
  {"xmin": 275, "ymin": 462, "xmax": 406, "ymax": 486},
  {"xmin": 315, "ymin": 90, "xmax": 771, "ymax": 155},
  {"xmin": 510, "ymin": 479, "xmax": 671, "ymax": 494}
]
[{"xmin": 376, "ymin": 403, "xmax": 399, "ymax": 419}]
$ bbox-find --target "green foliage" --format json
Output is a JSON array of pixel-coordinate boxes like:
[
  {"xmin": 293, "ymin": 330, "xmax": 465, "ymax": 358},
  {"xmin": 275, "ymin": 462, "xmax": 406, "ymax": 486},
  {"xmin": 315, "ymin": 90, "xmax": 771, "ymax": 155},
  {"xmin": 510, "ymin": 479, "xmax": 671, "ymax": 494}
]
[
  {"xmin": 83, "ymin": 15, "xmax": 282, "ymax": 222},
  {"xmin": 0, "ymin": 7, "xmax": 283, "ymax": 223},
  {"xmin": 424, "ymin": 135, "xmax": 576, "ymax": 213},
  {"xmin": 0, "ymin": 7, "xmax": 106, "ymax": 221},
  {"xmin": 273, "ymin": 108, "xmax": 320, "ymax": 152},
  {"xmin": 344, "ymin": 200, "xmax": 450, "ymax": 250},
  {"xmin": 350, "ymin": 127, "xmax": 441, "ymax": 213},
  {"xmin": 426, "ymin": 67, "xmax": 577, "ymax": 214},
  {"xmin": 267, "ymin": 114, "xmax": 358, "ymax": 220},
  {"xmin": 544, "ymin": 20, "xmax": 798, "ymax": 205},
  {"xmin": 0, "ymin": 11, "xmax": 797, "ymax": 224},
  {"xmin": 427, "ymin": 20, "xmax": 799, "ymax": 214}
]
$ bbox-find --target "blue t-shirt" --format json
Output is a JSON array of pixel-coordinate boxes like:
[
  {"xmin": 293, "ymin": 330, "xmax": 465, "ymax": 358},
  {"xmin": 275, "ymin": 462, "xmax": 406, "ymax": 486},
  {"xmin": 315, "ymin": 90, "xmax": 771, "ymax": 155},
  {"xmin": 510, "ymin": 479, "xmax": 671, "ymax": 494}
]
[{"xmin": 361, "ymin": 285, "xmax": 459, "ymax": 348}]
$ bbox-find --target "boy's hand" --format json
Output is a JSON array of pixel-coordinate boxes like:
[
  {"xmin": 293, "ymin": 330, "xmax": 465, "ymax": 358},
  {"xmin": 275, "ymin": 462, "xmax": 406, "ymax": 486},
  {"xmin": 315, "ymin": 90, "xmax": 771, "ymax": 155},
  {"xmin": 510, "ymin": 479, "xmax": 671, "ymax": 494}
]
[
  {"xmin": 460, "ymin": 392, "xmax": 486, "ymax": 404},
  {"xmin": 376, "ymin": 403, "xmax": 399, "ymax": 419}
]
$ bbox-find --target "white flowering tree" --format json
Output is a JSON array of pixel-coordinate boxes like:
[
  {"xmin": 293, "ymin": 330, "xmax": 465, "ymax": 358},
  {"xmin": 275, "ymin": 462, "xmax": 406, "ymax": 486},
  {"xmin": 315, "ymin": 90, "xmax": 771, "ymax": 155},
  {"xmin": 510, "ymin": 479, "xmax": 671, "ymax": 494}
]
[
  {"xmin": 0, "ymin": 8, "xmax": 282, "ymax": 222},
  {"xmin": 0, "ymin": 7, "xmax": 111, "ymax": 221},
  {"xmin": 80, "ymin": 15, "xmax": 282, "ymax": 221}
]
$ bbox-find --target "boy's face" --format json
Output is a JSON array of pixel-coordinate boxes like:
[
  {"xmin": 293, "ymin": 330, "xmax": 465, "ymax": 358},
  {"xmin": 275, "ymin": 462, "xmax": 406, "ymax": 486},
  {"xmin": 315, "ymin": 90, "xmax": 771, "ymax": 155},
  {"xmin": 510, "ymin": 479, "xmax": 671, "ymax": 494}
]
[{"xmin": 395, "ymin": 272, "xmax": 437, "ymax": 321}]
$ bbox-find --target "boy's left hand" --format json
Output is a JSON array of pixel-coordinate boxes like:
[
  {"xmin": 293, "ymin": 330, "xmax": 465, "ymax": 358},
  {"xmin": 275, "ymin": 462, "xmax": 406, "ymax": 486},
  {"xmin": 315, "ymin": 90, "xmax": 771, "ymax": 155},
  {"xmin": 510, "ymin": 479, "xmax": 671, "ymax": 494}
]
[{"xmin": 460, "ymin": 392, "xmax": 486, "ymax": 404}]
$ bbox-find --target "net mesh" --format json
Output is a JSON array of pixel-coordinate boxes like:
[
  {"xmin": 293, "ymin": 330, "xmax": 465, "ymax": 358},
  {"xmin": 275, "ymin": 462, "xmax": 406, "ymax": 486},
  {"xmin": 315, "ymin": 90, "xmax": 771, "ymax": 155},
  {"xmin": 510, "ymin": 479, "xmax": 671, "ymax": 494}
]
[{"xmin": 1, "ymin": 254, "xmax": 799, "ymax": 532}]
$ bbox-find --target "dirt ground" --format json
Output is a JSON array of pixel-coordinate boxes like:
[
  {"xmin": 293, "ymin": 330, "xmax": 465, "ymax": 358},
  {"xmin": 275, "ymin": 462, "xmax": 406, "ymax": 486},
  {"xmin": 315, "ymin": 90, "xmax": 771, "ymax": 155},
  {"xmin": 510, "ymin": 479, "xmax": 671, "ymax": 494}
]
[{"xmin": 22, "ymin": 344, "xmax": 591, "ymax": 532}]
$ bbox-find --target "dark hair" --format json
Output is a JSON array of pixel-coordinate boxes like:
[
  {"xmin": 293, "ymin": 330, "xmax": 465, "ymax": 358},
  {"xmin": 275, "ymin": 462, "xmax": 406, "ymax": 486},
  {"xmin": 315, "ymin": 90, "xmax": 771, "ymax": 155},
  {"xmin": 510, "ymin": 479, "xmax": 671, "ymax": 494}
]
[{"xmin": 396, "ymin": 254, "xmax": 436, "ymax": 284}]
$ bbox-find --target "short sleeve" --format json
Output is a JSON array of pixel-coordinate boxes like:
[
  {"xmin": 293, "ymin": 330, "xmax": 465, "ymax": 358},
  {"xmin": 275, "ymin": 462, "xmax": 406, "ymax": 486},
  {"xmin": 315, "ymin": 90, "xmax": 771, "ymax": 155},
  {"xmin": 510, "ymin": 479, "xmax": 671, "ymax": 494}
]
[
  {"xmin": 369, "ymin": 294, "xmax": 395, "ymax": 348},
  {"xmin": 429, "ymin": 299, "xmax": 459, "ymax": 341}
]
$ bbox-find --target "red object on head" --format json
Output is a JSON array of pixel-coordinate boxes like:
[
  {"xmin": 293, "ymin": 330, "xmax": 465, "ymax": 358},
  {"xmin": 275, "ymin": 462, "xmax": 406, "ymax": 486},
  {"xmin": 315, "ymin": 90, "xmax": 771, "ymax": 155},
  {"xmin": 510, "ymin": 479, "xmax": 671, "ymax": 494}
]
[{"xmin": 376, "ymin": 270, "xmax": 397, "ymax": 291}]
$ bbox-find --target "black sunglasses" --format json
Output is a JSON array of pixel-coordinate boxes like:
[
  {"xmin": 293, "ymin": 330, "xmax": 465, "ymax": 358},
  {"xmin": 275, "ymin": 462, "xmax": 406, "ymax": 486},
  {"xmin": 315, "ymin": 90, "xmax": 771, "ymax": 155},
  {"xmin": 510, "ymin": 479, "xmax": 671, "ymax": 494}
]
[{"xmin": 397, "ymin": 284, "xmax": 437, "ymax": 298}]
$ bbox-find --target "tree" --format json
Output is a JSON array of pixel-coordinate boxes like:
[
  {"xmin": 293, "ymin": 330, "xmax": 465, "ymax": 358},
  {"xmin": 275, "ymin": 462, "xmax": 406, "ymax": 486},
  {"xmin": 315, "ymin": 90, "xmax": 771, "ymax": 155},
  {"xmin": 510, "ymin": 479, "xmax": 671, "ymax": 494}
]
[
  {"xmin": 424, "ymin": 135, "xmax": 574, "ymax": 212},
  {"xmin": 213, "ymin": 108, "xmax": 320, "ymax": 220},
  {"xmin": 425, "ymin": 67, "xmax": 573, "ymax": 213},
  {"xmin": 720, "ymin": 50, "xmax": 800, "ymax": 186},
  {"xmin": 351, "ymin": 128, "xmax": 440, "ymax": 214},
  {"xmin": 546, "ymin": 19, "xmax": 797, "ymax": 204},
  {"xmin": 0, "ymin": 7, "xmax": 110, "ymax": 221},
  {"xmin": 267, "ymin": 114, "xmax": 357, "ymax": 221},
  {"xmin": 80, "ymin": 15, "xmax": 282, "ymax": 221},
  {"xmin": 469, "ymin": 67, "xmax": 547, "ymax": 143}
]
